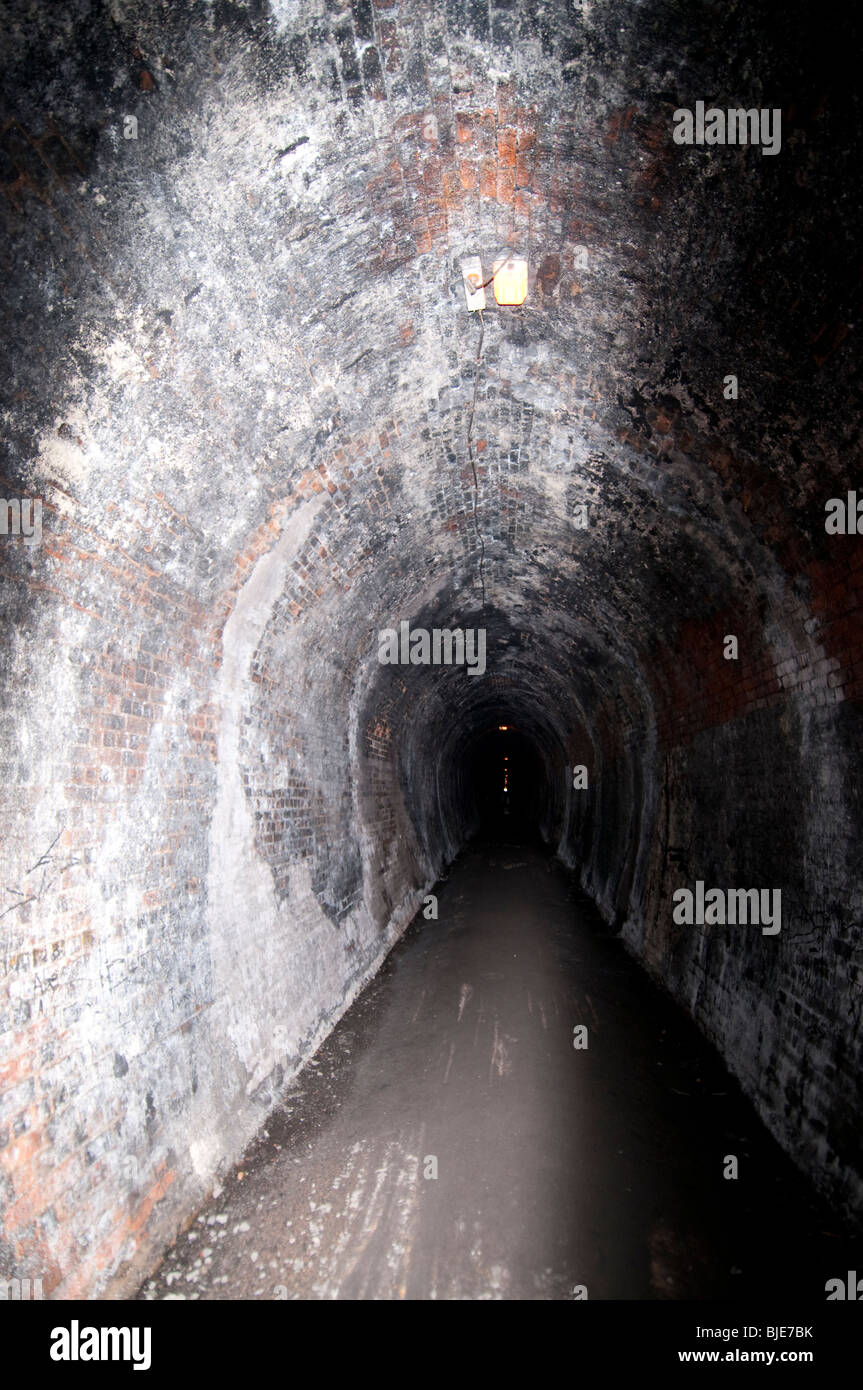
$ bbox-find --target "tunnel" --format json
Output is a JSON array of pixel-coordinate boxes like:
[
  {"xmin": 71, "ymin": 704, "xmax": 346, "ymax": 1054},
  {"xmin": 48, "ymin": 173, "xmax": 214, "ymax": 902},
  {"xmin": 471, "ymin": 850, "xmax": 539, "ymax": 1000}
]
[{"xmin": 1, "ymin": 0, "xmax": 862, "ymax": 1305}]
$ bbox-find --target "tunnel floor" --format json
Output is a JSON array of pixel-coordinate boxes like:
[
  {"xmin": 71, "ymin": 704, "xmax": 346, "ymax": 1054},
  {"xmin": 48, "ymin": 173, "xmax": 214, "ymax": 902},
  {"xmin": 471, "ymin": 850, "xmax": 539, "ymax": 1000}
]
[{"xmin": 137, "ymin": 842, "xmax": 850, "ymax": 1301}]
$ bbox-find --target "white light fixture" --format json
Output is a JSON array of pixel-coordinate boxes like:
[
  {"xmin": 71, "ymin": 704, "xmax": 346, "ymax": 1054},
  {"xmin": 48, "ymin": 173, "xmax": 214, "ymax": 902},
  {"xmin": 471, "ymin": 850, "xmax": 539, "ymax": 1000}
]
[{"xmin": 461, "ymin": 256, "xmax": 486, "ymax": 311}]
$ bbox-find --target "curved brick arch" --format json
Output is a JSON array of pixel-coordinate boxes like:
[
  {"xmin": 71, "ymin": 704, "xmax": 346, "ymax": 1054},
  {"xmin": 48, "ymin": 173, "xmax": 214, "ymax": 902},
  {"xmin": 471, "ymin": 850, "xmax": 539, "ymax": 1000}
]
[{"xmin": 0, "ymin": 0, "xmax": 861, "ymax": 1298}]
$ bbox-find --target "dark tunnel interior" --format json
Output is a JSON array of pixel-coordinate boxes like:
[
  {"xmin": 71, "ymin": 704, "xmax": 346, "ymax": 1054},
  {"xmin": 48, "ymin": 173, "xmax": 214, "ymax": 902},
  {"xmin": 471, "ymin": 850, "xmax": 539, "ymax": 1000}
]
[
  {"xmin": 465, "ymin": 724, "xmax": 549, "ymax": 839},
  {"xmin": 1, "ymin": 0, "xmax": 862, "ymax": 1308}
]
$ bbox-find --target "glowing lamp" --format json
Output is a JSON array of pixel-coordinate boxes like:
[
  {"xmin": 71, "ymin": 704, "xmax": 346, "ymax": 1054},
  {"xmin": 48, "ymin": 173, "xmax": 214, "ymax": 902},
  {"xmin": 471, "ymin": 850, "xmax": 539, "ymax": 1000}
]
[{"xmin": 493, "ymin": 257, "xmax": 528, "ymax": 306}]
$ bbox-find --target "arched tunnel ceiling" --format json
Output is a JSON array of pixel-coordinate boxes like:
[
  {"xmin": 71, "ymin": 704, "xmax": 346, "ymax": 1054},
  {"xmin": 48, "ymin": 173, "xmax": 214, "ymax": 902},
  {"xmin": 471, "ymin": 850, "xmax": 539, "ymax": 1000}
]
[
  {"xmin": 3, "ymin": 0, "xmax": 858, "ymax": 754},
  {"xmin": 3, "ymin": 0, "xmax": 863, "ymax": 1301}
]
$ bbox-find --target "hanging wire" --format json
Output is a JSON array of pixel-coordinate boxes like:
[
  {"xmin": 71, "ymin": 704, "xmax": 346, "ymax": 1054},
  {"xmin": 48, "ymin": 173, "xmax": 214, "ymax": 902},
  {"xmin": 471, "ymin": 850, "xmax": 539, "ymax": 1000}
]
[
  {"xmin": 462, "ymin": 258, "xmax": 513, "ymax": 612},
  {"xmin": 465, "ymin": 302, "xmax": 487, "ymax": 611}
]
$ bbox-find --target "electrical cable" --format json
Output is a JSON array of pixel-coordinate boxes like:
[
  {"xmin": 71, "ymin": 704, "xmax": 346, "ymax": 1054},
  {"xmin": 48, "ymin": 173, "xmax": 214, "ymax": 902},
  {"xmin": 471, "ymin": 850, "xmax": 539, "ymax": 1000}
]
[
  {"xmin": 461, "ymin": 256, "xmax": 515, "ymax": 613},
  {"xmin": 466, "ymin": 305, "xmax": 487, "ymax": 611}
]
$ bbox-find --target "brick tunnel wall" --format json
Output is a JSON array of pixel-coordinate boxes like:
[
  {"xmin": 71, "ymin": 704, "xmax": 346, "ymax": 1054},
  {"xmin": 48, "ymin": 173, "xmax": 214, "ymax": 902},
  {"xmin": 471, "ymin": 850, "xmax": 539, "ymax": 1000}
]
[
  {"xmin": 567, "ymin": 582, "xmax": 863, "ymax": 1226},
  {"xmin": 1, "ymin": 0, "xmax": 861, "ymax": 1297}
]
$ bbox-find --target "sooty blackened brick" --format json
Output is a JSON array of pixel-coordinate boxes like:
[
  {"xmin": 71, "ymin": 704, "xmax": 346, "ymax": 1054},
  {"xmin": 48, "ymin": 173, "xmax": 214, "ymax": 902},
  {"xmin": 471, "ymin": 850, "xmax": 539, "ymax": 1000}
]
[{"xmin": 0, "ymin": 0, "xmax": 860, "ymax": 1302}]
